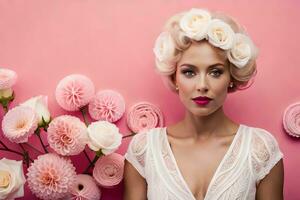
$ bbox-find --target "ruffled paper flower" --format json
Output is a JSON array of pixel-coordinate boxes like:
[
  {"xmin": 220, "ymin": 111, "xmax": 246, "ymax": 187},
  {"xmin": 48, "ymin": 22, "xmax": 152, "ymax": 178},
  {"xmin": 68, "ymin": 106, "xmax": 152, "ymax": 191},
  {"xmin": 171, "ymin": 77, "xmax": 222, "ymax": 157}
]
[
  {"xmin": 283, "ymin": 102, "xmax": 300, "ymax": 137},
  {"xmin": 68, "ymin": 174, "xmax": 101, "ymax": 200},
  {"xmin": 27, "ymin": 153, "xmax": 76, "ymax": 200},
  {"xmin": 2, "ymin": 106, "xmax": 38, "ymax": 143},
  {"xmin": 92, "ymin": 153, "xmax": 124, "ymax": 188},
  {"xmin": 55, "ymin": 74, "xmax": 95, "ymax": 111},
  {"xmin": 88, "ymin": 90, "xmax": 125, "ymax": 123},
  {"xmin": 0, "ymin": 68, "xmax": 17, "ymax": 90},
  {"xmin": 47, "ymin": 115, "xmax": 88, "ymax": 156},
  {"xmin": 127, "ymin": 102, "xmax": 164, "ymax": 133}
]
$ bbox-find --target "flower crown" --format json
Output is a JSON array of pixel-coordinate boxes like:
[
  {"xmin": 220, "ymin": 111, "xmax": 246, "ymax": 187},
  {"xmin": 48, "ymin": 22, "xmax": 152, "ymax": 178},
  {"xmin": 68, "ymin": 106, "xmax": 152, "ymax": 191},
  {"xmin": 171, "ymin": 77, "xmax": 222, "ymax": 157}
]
[{"xmin": 153, "ymin": 8, "xmax": 258, "ymax": 73}]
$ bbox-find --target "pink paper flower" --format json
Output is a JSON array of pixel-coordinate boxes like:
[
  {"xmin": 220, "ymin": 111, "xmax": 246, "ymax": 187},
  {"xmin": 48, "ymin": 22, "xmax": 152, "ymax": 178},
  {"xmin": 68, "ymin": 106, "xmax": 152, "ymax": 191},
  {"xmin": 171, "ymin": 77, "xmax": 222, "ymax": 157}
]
[
  {"xmin": 88, "ymin": 90, "xmax": 125, "ymax": 123},
  {"xmin": 47, "ymin": 115, "xmax": 88, "ymax": 156},
  {"xmin": 55, "ymin": 74, "xmax": 95, "ymax": 111},
  {"xmin": 68, "ymin": 174, "xmax": 101, "ymax": 200},
  {"xmin": 2, "ymin": 106, "xmax": 38, "ymax": 143},
  {"xmin": 27, "ymin": 153, "xmax": 76, "ymax": 200},
  {"xmin": 127, "ymin": 102, "xmax": 164, "ymax": 133},
  {"xmin": 283, "ymin": 102, "xmax": 300, "ymax": 137},
  {"xmin": 0, "ymin": 68, "xmax": 17, "ymax": 89},
  {"xmin": 92, "ymin": 153, "xmax": 124, "ymax": 188}
]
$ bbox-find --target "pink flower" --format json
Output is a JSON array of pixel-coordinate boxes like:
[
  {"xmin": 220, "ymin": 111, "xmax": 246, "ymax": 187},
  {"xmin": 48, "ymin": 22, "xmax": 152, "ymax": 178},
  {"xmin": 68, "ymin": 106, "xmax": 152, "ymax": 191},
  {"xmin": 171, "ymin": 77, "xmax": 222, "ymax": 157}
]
[
  {"xmin": 283, "ymin": 102, "xmax": 300, "ymax": 137},
  {"xmin": 27, "ymin": 153, "xmax": 76, "ymax": 200},
  {"xmin": 55, "ymin": 74, "xmax": 95, "ymax": 111},
  {"xmin": 2, "ymin": 106, "xmax": 38, "ymax": 143},
  {"xmin": 88, "ymin": 90, "xmax": 125, "ymax": 123},
  {"xmin": 47, "ymin": 115, "xmax": 88, "ymax": 156},
  {"xmin": 92, "ymin": 153, "xmax": 124, "ymax": 188},
  {"xmin": 68, "ymin": 174, "xmax": 101, "ymax": 200},
  {"xmin": 0, "ymin": 68, "xmax": 17, "ymax": 90},
  {"xmin": 127, "ymin": 102, "xmax": 164, "ymax": 133}
]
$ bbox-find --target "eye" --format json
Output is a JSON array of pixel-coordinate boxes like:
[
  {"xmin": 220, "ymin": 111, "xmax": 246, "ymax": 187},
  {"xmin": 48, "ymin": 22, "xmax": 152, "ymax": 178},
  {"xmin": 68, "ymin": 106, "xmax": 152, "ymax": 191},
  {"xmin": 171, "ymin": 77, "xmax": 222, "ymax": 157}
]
[
  {"xmin": 181, "ymin": 69, "xmax": 195, "ymax": 78},
  {"xmin": 210, "ymin": 69, "xmax": 223, "ymax": 77}
]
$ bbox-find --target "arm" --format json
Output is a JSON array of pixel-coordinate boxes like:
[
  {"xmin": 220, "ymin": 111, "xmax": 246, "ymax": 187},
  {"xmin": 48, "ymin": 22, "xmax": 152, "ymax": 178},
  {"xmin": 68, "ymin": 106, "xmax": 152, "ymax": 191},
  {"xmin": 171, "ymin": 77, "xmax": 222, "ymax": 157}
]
[
  {"xmin": 256, "ymin": 159, "xmax": 284, "ymax": 200},
  {"xmin": 124, "ymin": 160, "xmax": 147, "ymax": 200}
]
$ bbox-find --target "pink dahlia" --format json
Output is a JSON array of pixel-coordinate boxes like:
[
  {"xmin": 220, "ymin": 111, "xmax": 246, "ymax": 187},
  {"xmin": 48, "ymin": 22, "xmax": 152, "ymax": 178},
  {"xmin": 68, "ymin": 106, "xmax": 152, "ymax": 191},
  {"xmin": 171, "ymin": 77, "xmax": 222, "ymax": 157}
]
[
  {"xmin": 47, "ymin": 115, "xmax": 88, "ymax": 156},
  {"xmin": 127, "ymin": 102, "xmax": 164, "ymax": 133},
  {"xmin": 2, "ymin": 106, "xmax": 38, "ymax": 143},
  {"xmin": 55, "ymin": 74, "xmax": 95, "ymax": 111},
  {"xmin": 68, "ymin": 174, "xmax": 101, "ymax": 200},
  {"xmin": 283, "ymin": 102, "xmax": 300, "ymax": 137},
  {"xmin": 92, "ymin": 153, "xmax": 124, "ymax": 188},
  {"xmin": 88, "ymin": 90, "xmax": 125, "ymax": 122},
  {"xmin": 27, "ymin": 153, "xmax": 76, "ymax": 200},
  {"xmin": 0, "ymin": 68, "xmax": 17, "ymax": 89}
]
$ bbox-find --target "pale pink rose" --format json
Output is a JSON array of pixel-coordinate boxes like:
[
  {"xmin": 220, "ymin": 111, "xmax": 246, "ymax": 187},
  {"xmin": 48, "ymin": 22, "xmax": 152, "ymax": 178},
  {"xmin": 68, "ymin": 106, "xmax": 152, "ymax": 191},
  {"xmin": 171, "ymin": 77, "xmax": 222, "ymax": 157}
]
[
  {"xmin": 55, "ymin": 74, "xmax": 95, "ymax": 111},
  {"xmin": 27, "ymin": 153, "xmax": 76, "ymax": 200},
  {"xmin": 68, "ymin": 174, "xmax": 101, "ymax": 200},
  {"xmin": 127, "ymin": 102, "xmax": 164, "ymax": 133},
  {"xmin": 88, "ymin": 90, "xmax": 126, "ymax": 123},
  {"xmin": 92, "ymin": 153, "xmax": 124, "ymax": 188},
  {"xmin": 47, "ymin": 115, "xmax": 88, "ymax": 156},
  {"xmin": 283, "ymin": 102, "xmax": 300, "ymax": 138},
  {"xmin": 0, "ymin": 68, "xmax": 17, "ymax": 90},
  {"xmin": 2, "ymin": 106, "xmax": 38, "ymax": 143}
]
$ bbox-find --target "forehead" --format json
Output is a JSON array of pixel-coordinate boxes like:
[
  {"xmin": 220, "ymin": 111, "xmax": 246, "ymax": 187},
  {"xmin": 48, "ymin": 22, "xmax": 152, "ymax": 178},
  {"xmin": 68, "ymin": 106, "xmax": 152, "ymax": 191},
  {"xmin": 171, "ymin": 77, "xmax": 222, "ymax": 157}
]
[{"xmin": 178, "ymin": 41, "xmax": 227, "ymax": 67}]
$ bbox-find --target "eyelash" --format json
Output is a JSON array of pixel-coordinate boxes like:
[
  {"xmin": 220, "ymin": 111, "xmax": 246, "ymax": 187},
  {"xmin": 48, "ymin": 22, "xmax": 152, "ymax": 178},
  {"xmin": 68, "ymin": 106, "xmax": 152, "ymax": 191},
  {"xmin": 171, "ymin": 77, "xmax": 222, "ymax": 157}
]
[{"xmin": 181, "ymin": 69, "xmax": 223, "ymax": 78}]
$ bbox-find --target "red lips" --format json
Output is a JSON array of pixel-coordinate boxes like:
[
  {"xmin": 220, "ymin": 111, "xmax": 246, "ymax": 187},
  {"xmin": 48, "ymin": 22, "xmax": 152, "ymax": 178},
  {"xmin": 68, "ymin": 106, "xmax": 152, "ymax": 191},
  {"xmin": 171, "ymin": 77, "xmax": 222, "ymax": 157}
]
[{"xmin": 192, "ymin": 96, "xmax": 212, "ymax": 106}]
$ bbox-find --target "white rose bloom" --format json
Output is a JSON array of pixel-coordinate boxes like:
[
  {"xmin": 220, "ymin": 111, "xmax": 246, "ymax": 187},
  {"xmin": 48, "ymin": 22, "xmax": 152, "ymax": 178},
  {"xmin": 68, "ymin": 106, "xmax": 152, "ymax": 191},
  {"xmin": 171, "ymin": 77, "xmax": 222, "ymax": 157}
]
[
  {"xmin": 179, "ymin": 8, "xmax": 211, "ymax": 41},
  {"xmin": 87, "ymin": 121, "xmax": 122, "ymax": 155},
  {"xmin": 227, "ymin": 33, "xmax": 256, "ymax": 68},
  {"xmin": 20, "ymin": 95, "xmax": 51, "ymax": 126},
  {"xmin": 0, "ymin": 158, "xmax": 25, "ymax": 200},
  {"xmin": 207, "ymin": 19, "xmax": 235, "ymax": 50},
  {"xmin": 153, "ymin": 31, "xmax": 176, "ymax": 62}
]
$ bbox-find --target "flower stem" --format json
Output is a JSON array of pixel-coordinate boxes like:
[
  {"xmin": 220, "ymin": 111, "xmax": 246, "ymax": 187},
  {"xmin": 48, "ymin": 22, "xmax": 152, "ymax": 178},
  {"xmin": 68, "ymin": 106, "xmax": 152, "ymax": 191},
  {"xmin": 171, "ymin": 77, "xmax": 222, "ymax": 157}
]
[
  {"xmin": 122, "ymin": 132, "xmax": 136, "ymax": 139},
  {"xmin": 80, "ymin": 106, "xmax": 90, "ymax": 126},
  {"xmin": 23, "ymin": 143, "xmax": 43, "ymax": 154},
  {"xmin": 35, "ymin": 128, "xmax": 48, "ymax": 153},
  {"xmin": 83, "ymin": 149, "xmax": 92, "ymax": 164},
  {"xmin": 0, "ymin": 144, "xmax": 34, "ymax": 165},
  {"xmin": 83, "ymin": 150, "xmax": 103, "ymax": 174}
]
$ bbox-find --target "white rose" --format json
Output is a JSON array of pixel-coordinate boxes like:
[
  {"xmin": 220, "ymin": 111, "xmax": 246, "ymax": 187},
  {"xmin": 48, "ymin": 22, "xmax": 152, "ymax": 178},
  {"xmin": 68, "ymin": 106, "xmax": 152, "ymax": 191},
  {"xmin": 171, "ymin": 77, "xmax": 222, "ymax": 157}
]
[
  {"xmin": 227, "ymin": 33, "xmax": 256, "ymax": 68},
  {"xmin": 0, "ymin": 88, "xmax": 13, "ymax": 99},
  {"xmin": 179, "ymin": 8, "xmax": 211, "ymax": 41},
  {"xmin": 207, "ymin": 19, "xmax": 235, "ymax": 50},
  {"xmin": 0, "ymin": 158, "xmax": 25, "ymax": 200},
  {"xmin": 153, "ymin": 31, "xmax": 176, "ymax": 63},
  {"xmin": 20, "ymin": 95, "xmax": 51, "ymax": 126},
  {"xmin": 87, "ymin": 121, "xmax": 122, "ymax": 155}
]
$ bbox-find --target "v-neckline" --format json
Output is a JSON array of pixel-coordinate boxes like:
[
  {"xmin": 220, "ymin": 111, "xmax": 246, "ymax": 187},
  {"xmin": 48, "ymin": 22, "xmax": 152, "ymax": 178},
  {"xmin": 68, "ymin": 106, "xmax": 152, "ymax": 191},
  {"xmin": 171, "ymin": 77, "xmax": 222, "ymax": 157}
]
[{"xmin": 163, "ymin": 124, "xmax": 243, "ymax": 200}]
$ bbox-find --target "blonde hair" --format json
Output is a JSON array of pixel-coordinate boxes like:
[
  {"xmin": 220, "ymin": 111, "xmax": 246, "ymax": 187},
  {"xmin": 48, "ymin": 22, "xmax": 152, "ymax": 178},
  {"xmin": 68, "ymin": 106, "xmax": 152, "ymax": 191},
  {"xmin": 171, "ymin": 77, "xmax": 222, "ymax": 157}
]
[{"xmin": 155, "ymin": 9, "xmax": 258, "ymax": 93}]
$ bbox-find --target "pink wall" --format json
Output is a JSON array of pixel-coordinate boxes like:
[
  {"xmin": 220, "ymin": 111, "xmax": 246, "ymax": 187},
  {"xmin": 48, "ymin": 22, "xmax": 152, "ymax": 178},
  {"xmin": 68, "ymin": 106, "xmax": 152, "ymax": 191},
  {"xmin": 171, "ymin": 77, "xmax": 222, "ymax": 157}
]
[{"xmin": 0, "ymin": 0, "xmax": 299, "ymax": 199}]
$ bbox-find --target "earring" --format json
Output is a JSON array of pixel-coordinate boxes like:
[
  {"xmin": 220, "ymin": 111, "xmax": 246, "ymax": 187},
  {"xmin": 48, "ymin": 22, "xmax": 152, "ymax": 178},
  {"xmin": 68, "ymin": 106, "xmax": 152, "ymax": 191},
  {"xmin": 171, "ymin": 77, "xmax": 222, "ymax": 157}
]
[
  {"xmin": 229, "ymin": 82, "xmax": 234, "ymax": 88},
  {"xmin": 175, "ymin": 85, "xmax": 179, "ymax": 91}
]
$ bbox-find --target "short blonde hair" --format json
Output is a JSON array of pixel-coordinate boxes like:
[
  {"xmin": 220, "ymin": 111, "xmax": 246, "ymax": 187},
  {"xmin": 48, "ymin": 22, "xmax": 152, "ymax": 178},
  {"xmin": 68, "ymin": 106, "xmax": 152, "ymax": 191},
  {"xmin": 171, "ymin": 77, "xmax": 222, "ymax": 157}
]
[{"xmin": 155, "ymin": 9, "xmax": 258, "ymax": 93}]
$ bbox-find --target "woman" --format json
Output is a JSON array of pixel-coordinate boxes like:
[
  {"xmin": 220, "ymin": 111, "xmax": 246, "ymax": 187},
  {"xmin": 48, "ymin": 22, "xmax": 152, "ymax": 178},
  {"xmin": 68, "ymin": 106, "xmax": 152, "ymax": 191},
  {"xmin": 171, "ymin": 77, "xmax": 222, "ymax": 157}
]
[{"xmin": 124, "ymin": 8, "xmax": 284, "ymax": 200}]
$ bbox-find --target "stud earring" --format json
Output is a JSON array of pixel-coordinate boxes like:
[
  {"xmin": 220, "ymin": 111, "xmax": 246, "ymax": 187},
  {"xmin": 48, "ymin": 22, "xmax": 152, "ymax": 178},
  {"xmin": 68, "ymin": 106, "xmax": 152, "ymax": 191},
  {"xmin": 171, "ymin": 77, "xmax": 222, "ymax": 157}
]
[
  {"xmin": 229, "ymin": 82, "xmax": 234, "ymax": 88},
  {"xmin": 175, "ymin": 85, "xmax": 179, "ymax": 91}
]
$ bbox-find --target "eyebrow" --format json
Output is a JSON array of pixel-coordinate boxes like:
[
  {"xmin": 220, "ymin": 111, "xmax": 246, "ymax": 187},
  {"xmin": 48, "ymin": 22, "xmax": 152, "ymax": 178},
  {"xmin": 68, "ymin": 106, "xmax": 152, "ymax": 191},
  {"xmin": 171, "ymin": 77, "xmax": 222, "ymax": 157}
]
[{"xmin": 179, "ymin": 63, "xmax": 225, "ymax": 69}]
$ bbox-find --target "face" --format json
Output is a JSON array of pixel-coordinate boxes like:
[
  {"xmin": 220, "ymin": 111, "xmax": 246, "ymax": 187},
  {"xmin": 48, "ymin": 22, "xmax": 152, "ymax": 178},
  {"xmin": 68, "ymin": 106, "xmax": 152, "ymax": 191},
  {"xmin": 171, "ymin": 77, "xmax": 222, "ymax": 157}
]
[{"xmin": 174, "ymin": 40, "xmax": 231, "ymax": 116}]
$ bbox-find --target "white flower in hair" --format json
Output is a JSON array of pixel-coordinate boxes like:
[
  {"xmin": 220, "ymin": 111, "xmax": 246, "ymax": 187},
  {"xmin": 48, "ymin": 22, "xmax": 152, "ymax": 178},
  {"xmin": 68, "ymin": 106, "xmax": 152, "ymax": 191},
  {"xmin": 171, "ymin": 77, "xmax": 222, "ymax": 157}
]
[
  {"xmin": 179, "ymin": 8, "xmax": 211, "ymax": 40},
  {"xmin": 227, "ymin": 33, "xmax": 256, "ymax": 68},
  {"xmin": 207, "ymin": 19, "xmax": 235, "ymax": 50},
  {"xmin": 153, "ymin": 31, "xmax": 176, "ymax": 62}
]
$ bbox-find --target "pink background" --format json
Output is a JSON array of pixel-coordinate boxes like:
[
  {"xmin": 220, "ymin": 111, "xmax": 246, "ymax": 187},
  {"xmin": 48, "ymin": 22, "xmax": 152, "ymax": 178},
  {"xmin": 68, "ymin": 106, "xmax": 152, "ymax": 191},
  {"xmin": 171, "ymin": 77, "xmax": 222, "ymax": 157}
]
[{"xmin": 0, "ymin": 0, "xmax": 299, "ymax": 199}]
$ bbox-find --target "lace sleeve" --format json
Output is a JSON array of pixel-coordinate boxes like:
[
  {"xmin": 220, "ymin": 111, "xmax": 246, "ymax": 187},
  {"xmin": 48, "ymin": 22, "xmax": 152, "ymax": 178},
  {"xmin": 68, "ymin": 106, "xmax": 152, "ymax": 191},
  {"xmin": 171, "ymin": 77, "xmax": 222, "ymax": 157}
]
[
  {"xmin": 250, "ymin": 128, "xmax": 284, "ymax": 184},
  {"xmin": 124, "ymin": 131, "xmax": 148, "ymax": 178}
]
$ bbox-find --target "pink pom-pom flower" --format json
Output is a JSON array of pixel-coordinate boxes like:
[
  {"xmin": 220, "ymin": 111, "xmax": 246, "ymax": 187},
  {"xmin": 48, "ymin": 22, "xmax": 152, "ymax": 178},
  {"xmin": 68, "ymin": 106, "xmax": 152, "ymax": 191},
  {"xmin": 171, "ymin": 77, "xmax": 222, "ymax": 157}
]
[
  {"xmin": 283, "ymin": 102, "xmax": 300, "ymax": 137},
  {"xmin": 68, "ymin": 174, "xmax": 101, "ymax": 200},
  {"xmin": 88, "ymin": 90, "xmax": 126, "ymax": 123},
  {"xmin": 127, "ymin": 102, "xmax": 164, "ymax": 133},
  {"xmin": 27, "ymin": 153, "xmax": 76, "ymax": 200},
  {"xmin": 0, "ymin": 68, "xmax": 17, "ymax": 89},
  {"xmin": 92, "ymin": 153, "xmax": 124, "ymax": 188},
  {"xmin": 55, "ymin": 74, "xmax": 95, "ymax": 111},
  {"xmin": 2, "ymin": 106, "xmax": 38, "ymax": 143},
  {"xmin": 47, "ymin": 115, "xmax": 88, "ymax": 156}
]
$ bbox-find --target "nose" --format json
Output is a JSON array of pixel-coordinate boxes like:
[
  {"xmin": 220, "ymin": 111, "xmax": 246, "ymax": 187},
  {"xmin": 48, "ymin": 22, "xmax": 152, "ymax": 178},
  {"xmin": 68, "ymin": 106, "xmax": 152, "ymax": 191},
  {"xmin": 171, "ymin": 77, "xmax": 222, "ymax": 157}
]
[{"xmin": 196, "ymin": 74, "xmax": 209, "ymax": 93}]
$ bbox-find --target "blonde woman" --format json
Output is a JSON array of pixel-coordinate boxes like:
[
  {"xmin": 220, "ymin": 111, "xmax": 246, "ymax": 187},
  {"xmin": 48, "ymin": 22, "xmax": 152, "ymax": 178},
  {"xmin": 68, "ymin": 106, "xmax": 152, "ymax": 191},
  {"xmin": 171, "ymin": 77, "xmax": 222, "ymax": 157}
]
[{"xmin": 124, "ymin": 8, "xmax": 284, "ymax": 200}]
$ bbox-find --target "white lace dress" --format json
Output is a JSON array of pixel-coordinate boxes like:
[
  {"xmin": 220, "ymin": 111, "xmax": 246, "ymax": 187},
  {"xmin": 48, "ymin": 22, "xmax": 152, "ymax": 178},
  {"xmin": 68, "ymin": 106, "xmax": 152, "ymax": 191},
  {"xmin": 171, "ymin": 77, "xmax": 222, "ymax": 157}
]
[{"xmin": 125, "ymin": 124, "xmax": 284, "ymax": 200}]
